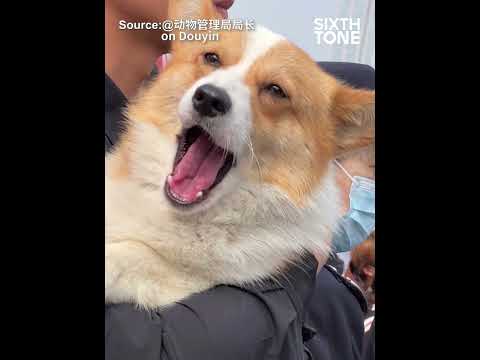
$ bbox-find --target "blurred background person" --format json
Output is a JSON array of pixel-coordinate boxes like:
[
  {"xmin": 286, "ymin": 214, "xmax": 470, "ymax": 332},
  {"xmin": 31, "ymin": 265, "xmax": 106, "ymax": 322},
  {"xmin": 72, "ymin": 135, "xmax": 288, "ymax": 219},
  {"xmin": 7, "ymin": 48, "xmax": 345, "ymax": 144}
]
[
  {"xmin": 345, "ymin": 233, "xmax": 375, "ymax": 360},
  {"xmin": 333, "ymin": 147, "xmax": 375, "ymax": 255},
  {"xmin": 307, "ymin": 138, "xmax": 375, "ymax": 360},
  {"xmin": 329, "ymin": 142, "xmax": 375, "ymax": 275},
  {"xmin": 345, "ymin": 233, "xmax": 375, "ymax": 311}
]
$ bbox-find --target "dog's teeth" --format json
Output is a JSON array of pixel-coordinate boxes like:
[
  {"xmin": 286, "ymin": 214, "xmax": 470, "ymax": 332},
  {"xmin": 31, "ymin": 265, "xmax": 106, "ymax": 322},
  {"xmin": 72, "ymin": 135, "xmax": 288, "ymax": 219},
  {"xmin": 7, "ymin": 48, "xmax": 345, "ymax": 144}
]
[
  {"xmin": 167, "ymin": 175, "xmax": 173, "ymax": 185},
  {"xmin": 196, "ymin": 191, "xmax": 203, "ymax": 199}
]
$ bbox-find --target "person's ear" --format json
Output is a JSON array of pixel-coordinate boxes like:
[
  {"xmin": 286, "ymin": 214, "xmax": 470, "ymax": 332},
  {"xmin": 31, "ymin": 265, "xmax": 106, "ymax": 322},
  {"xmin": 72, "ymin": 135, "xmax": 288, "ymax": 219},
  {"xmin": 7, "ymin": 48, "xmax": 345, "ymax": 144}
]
[{"xmin": 332, "ymin": 85, "xmax": 375, "ymax": 157}]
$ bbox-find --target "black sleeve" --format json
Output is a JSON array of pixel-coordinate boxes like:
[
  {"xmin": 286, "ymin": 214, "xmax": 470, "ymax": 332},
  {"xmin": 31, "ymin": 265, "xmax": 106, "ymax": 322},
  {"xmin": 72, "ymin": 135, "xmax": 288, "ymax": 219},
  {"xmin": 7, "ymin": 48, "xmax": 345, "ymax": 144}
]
[
  {"xmin": 362, "ymin": 319, "xmax": 375, "ymax": 360},
  {"xmin": 305, "ymin": 266, "xmax": 367, "ymax": 360},
  {"xmin": 105, "ymin": 254, "xmax": 318, "ymax": 360},
  {"xmin": 105, "ymin": 288, "xmax": 273, "ymax": 360},
  {"xmin": 105, "ymin": 303, "xmax": 165, "ymax": 360}
]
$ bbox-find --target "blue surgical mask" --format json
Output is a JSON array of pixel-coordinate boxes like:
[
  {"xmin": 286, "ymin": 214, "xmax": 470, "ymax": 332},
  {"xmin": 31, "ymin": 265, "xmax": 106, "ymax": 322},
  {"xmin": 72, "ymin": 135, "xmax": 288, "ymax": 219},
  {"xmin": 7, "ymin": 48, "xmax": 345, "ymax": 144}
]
[{"xmin": 332, "ymin": 160, "xmax": 375, "ymax": 253}]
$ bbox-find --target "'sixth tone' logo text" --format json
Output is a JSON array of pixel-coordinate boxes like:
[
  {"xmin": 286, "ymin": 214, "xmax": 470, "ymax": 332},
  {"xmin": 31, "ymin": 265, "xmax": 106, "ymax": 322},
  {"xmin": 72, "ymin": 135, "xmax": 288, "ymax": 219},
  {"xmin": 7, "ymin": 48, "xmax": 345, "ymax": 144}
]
[{"xmin": 313, "ymin": 18, "xmax": 361, "ymax": 45}]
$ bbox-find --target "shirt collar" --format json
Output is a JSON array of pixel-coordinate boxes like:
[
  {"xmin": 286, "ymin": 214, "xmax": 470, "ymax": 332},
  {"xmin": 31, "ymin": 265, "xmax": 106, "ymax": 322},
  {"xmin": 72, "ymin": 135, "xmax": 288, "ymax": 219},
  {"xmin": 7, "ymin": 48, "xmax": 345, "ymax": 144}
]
[{"xmin": 105, "ymin": 74, "xmax": 128, "ymax": 150}]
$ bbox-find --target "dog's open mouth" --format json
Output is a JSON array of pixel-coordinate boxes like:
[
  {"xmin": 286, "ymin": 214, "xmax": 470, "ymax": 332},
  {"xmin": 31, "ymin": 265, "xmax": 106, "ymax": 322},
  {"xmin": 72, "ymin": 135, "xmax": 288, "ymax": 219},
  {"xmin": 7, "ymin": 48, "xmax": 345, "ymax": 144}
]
[{"xmin": 165, "ymin": 126, "xmax": 235, "ymax": 206}]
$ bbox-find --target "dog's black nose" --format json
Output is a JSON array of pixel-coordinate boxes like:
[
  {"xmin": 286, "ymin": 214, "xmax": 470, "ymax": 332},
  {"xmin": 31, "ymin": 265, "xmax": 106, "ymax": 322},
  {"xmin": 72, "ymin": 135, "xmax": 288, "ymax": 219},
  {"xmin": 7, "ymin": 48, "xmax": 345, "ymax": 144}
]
[{"xmin": 192, "ymin": 84, "xmax": 231, "ymax": 117}]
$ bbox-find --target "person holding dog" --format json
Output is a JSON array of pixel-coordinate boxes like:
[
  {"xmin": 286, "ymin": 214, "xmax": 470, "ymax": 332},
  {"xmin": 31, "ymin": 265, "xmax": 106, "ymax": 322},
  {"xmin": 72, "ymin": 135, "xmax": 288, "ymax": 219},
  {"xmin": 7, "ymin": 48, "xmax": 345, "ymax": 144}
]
[
  {"xmin": 105, "ymin": 1, "xmax": 374, "ymax": 359},
  {"xmin": 106, "ymin": 1, "xmax": 322, "ymax": 359}
]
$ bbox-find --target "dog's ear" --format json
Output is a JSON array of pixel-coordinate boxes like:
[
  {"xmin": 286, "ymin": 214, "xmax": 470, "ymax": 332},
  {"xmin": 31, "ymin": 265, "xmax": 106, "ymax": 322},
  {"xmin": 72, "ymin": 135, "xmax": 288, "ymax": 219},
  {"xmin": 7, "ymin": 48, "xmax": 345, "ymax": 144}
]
[{"xmin": 332, "ymin": 85, "xmax": 375, "ymax": 157}]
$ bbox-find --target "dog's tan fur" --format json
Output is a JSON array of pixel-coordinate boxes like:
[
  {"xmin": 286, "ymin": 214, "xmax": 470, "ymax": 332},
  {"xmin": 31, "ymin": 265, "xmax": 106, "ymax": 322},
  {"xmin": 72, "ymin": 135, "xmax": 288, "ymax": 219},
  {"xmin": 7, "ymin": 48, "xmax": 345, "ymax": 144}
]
[{"xmin": 105, "ymin": 0, "xmax": 375, "ymax": 310}]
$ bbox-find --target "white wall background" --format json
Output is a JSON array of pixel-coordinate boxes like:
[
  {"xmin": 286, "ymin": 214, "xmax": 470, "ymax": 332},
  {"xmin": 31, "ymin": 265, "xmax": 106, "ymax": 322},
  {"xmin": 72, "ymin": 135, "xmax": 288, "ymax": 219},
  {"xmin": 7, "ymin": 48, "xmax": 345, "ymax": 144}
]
[{"xmin": 229, "ymin": 0, "xmax": 375, "ymax": 68}]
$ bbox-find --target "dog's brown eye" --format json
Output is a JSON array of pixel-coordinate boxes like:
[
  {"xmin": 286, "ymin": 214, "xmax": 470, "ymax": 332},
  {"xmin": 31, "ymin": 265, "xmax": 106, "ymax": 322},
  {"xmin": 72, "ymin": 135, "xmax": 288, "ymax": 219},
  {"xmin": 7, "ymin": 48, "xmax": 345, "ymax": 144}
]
[
  {"xmin": 204, "ymin": 52, "xmax": 221, "ymax": 67},
  {"xmin": 265, "ymin": 84, "xmax": 287, "ymax": 98}
]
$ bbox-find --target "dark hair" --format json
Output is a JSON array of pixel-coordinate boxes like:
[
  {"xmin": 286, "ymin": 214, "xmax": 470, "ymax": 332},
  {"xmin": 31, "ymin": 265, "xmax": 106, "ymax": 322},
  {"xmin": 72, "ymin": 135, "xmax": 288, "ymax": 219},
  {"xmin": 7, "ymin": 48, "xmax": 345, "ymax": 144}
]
[{"xmin": 349, "ymin": 232, "xmax": 375, "ymax": 282}]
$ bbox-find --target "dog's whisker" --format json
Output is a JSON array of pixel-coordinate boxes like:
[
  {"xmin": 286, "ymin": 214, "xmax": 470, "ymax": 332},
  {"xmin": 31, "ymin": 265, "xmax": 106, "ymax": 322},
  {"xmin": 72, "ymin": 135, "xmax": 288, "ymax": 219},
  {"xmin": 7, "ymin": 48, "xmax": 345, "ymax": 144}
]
[
  {"xmin": 222, "ymin": 134, "xmax": 230, "ymax": 161},
  {"xmin": 243, "ymin": 134, "xmax": 263, "ymax": 182}
]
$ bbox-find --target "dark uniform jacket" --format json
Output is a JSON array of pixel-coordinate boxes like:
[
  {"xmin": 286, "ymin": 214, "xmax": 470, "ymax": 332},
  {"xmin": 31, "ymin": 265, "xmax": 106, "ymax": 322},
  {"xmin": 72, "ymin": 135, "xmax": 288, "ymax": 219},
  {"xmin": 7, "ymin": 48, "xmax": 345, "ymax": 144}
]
[{"xmin": 304, "ymin": 265, "xmax": 368, "ymax": 360}]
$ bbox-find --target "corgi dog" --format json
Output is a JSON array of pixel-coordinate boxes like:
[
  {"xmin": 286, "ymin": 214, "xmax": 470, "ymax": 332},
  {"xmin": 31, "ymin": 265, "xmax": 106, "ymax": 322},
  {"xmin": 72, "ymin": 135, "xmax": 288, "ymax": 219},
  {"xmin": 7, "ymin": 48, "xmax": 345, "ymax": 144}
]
[{"xmin": 105, "ymin": 0, "xmax": 375, "ymax": 309}]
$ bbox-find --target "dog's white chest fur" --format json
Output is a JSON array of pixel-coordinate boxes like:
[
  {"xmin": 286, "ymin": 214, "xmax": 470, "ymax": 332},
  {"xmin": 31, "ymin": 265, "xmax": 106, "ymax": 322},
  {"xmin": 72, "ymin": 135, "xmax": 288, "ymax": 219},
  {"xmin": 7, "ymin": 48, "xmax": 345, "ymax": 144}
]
[{"xmin": 105, "ymin": 132, "xmax": 340, "ymax": 309}]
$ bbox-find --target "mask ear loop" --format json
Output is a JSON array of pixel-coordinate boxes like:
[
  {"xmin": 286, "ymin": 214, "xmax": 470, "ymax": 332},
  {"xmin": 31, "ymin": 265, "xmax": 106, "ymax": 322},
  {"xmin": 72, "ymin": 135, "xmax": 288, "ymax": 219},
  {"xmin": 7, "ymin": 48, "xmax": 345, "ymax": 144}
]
[{"xmin": 334, "ymin": 160, "xmax": 357, "ymax": 183}]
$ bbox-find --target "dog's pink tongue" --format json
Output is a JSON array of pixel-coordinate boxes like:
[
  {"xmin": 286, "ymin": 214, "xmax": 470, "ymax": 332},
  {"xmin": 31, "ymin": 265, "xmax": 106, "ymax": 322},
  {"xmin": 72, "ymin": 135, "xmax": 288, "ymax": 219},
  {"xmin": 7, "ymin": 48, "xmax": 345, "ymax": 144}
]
[{"xmin": 169, "ymin": 133, "xmax": 225, "ymax": 203}]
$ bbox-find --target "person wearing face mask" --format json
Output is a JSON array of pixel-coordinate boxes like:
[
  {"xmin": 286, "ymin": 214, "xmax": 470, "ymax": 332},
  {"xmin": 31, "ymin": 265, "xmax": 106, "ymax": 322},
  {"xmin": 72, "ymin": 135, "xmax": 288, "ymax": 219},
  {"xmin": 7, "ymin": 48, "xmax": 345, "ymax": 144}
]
[
  {"xmin": 332, "ymin": 158, "xmax": 375, "ymax": 254},
  {"xmin": 305, "ymin": 144, "xmax": 375, "ymax": 360}
]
